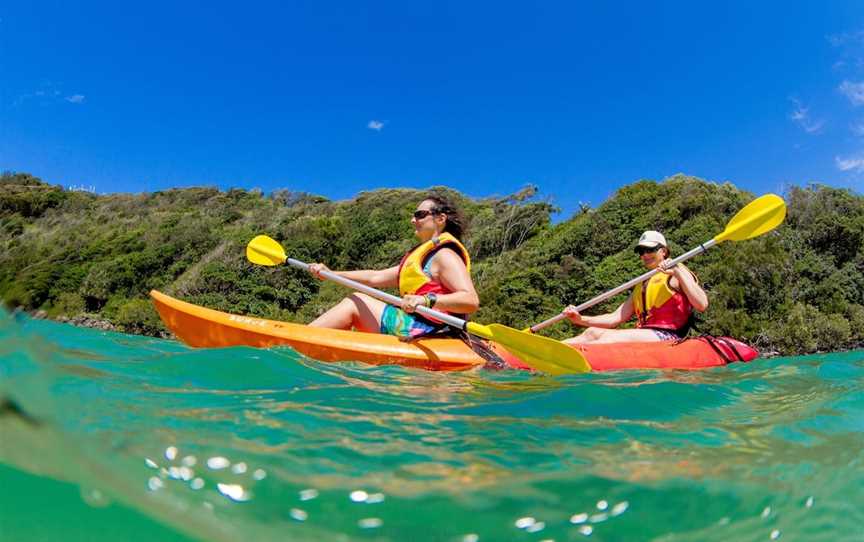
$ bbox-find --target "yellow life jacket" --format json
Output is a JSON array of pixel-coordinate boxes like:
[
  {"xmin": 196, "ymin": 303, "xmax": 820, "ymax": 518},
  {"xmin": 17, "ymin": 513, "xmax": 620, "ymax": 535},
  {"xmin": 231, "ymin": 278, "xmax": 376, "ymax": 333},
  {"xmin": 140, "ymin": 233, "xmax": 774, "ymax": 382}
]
[
  {"xmin": 632, "ymin": 272, "xmax": 692, "ymax": 331},
  {"xmin": 398, "ymin": 232, "xmax": 471, "ymax": 296}
]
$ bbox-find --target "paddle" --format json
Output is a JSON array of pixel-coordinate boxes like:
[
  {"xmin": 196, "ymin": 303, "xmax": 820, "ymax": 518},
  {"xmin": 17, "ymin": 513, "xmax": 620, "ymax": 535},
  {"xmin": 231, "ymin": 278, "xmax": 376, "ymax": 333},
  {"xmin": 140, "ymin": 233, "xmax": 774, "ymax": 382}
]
[
  {"xmin": 529, "ymin": 193, "xmax": 787, "ymax": 334},
  {"xmin": 246, "ymin": 235, "xmax": 591, "ymax": 375}
]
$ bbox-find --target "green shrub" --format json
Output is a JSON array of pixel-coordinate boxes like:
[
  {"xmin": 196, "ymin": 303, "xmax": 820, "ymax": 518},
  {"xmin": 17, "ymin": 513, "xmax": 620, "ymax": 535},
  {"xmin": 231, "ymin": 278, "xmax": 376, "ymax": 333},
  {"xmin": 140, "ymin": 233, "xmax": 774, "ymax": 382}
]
[
  {"xmin": 49, "ymin": 292, "xmax": 86, "ymax": 317},
  {"xmin": 114, "ymin": 298, "xmax": 166, "ymax": 336}
]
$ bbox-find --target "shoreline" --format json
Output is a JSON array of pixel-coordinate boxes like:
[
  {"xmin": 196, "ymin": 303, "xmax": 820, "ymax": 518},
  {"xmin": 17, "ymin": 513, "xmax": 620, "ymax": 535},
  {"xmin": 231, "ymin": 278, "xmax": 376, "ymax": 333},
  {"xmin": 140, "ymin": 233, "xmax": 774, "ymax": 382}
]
[{"xmin": 23, "ymin": 310, "xmax": 175, "ymax": 340}]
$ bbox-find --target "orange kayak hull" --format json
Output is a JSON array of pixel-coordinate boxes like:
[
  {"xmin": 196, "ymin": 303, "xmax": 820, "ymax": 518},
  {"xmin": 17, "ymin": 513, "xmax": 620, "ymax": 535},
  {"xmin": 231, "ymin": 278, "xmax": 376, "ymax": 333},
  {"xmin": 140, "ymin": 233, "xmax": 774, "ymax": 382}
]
[
  {"xmin": 150, "ymin": 290, "xmax": 758, "ymax": 372},
  {"xmin": 151, "ymin": 290, "xmax": 484, "ymax": 371}
]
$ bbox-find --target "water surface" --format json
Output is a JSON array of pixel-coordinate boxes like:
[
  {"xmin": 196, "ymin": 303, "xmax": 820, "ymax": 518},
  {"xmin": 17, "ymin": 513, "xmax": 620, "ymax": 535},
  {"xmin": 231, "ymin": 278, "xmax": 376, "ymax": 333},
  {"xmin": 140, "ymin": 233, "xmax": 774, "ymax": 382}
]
[{"xmin": 1, "ymin": 312, "xmax": 862, "ymax": 541}]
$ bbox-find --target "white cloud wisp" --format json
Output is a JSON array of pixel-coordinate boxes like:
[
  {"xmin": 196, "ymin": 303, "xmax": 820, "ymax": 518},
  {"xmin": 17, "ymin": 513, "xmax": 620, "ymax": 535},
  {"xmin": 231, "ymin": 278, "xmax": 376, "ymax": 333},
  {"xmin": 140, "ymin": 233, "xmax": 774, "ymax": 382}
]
[
  {"xmin": 836, "ymin": 154, "xmax": 864, "ymax": 172},
  {"xmin": 789, "ymin": 98, "xmax": 825, "ymax": 134},
  {"xmin": 839, "ymin": 81, "xmax": 864, "ymax": 106}
]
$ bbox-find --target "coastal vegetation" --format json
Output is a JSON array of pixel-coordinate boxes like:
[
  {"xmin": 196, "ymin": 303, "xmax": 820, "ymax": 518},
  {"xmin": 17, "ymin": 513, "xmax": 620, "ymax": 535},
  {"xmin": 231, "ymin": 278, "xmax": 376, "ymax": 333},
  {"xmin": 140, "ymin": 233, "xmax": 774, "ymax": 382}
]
[{"xmin": 2, "ymin": 171, "xmax": 862, "ymax": 355}]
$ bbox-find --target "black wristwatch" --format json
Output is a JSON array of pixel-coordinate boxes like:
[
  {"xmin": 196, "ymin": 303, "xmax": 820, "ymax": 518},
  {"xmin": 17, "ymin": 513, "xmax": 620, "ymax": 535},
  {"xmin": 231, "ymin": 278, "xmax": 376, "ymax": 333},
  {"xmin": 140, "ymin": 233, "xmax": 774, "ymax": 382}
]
[{"xmin": 425, "ymin": 293, "xmax": 438, "ymax": 308}]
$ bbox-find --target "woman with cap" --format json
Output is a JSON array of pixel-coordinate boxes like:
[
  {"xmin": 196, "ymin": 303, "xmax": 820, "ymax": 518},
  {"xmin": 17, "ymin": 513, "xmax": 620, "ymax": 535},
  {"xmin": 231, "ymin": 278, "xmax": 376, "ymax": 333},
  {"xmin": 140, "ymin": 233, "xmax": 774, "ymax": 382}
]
[
  {"xmin": 306, "ymin": 194, "xmax": 479, "ymax": 339},
  {"xmin": 562, "ymin": 230, "xmax": 708, "ymax": 344}
]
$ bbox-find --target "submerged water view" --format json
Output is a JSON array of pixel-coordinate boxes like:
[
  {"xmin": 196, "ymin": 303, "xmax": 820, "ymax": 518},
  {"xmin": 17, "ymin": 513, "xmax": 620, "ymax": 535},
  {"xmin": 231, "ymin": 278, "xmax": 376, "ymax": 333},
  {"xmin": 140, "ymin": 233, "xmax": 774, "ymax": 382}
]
[{"xmin": 1, "ymin": 311, "xmax": 862, "ymax": 541}]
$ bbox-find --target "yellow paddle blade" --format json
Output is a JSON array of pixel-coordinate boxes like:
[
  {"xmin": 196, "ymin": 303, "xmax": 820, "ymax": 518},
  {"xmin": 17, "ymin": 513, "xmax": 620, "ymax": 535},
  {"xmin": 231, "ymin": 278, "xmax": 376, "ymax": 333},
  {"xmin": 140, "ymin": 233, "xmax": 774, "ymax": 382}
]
[
  {"xmin": 246, "ymin": 235, "xmax": 287, "ymax": 266},
  {"xmin": 466, "ymin": 322, "xmax": 592, "ymax": 375},
  {"xmin": 714, "ymin": 194, "xmax": 786, "ymax": 244}
]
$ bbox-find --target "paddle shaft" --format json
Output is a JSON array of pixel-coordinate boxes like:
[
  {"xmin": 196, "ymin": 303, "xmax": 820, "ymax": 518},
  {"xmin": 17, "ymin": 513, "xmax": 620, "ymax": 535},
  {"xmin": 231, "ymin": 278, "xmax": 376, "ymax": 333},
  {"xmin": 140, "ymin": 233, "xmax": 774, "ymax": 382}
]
[
  {"xmin": 529, "ymin": 238, "xmax": 718, "ymax": 333},
  {"xmin": 286, "ymin": 258, "xmax": 469, "ymax": 330}
]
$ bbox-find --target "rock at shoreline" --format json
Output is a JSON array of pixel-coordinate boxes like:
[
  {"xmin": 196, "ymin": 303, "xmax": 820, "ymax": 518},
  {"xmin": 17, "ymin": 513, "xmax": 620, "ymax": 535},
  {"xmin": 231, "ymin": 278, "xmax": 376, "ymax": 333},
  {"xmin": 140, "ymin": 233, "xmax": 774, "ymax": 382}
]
[{"xmin": 56, "ymin": 314, "xmax": 116, "ymax": 332}]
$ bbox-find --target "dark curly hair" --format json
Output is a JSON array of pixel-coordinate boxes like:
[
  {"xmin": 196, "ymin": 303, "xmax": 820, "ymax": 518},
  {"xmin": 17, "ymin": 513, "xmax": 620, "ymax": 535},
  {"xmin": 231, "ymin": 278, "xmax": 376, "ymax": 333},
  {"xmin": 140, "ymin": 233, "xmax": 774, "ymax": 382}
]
[{"xmin": 423, "ymin": 194, "xmax": 467, "ymax": 241}]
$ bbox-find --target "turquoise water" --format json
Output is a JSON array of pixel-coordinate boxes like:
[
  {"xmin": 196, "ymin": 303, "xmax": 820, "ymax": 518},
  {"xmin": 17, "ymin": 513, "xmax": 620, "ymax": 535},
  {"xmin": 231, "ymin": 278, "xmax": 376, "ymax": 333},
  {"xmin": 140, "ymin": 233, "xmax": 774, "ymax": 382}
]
[{"xmin": 1, "ymin": 311, "xmax": 863, "ymax": 542}]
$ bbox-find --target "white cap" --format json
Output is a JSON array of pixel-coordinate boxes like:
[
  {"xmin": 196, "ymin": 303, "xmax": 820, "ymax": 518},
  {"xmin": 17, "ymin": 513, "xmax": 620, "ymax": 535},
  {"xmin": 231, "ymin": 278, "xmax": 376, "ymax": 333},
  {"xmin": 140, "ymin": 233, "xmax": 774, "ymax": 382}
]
[{"xmin": 636, "ymin": 230, "xmax": 667, "ymax": 249}]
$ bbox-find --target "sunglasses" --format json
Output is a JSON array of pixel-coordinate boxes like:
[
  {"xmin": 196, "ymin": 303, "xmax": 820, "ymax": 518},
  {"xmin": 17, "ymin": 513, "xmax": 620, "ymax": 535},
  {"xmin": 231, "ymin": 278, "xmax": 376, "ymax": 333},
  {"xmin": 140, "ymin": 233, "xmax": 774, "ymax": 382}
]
[
  {"xmin": 635, "ymin": 245, "xmax": 662, "ymax": 255},
  {"xmin": 412, "ymin": 209, "xmax": 440, "ymax": 220}
]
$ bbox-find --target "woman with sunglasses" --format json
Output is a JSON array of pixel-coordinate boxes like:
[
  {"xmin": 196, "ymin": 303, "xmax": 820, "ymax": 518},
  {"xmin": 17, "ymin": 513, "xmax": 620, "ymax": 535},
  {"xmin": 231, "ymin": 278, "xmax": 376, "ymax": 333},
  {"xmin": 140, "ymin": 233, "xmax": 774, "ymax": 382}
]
[
  {"xmin": 562, "ymin": 230, "xmax": 708, "ymax": 344},
  {"xmin": 306, "ymin": 195, "xmax": 479, "ymax": 339}
]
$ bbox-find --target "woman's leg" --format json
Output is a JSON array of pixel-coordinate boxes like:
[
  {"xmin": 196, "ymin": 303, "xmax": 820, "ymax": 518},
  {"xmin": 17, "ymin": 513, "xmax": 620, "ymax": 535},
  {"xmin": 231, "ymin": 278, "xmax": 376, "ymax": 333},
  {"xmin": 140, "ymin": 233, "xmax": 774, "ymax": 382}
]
[
  {"xmin": 309, "ymin": 293, "xmax": 388, "ymax": 332},
  {"xmin": 565, "ymin": 327, "xmax": 666, "ymax": 345}
]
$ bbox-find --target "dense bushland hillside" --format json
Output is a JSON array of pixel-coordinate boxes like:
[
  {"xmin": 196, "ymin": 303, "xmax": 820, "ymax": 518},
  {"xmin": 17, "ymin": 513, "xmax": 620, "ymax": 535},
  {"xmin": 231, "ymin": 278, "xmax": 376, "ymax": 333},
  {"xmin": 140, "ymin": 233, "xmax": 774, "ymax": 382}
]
[{"xmin": 2, "ymin": 171, "xmax": 862, "ymax": 355}]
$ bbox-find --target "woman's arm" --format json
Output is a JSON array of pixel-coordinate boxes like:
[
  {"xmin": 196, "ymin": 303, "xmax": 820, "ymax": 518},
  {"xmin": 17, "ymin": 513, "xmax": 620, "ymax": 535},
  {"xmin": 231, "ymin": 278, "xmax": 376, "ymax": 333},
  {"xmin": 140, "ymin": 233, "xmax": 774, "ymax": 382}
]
[
  {"xmin": 667, "ymin": 263, "xmax": 708, "ymax": 312},
  {"xmin": 564, "ymin": 297, "xmax": 635, "ymax": 328},
  {"xmin": 308, "ymin": 264, "xmax": 400, "ymax": 289},
  {"xmin": 425, "ymin": 248, "xmax": 480, "ymax": 314}
]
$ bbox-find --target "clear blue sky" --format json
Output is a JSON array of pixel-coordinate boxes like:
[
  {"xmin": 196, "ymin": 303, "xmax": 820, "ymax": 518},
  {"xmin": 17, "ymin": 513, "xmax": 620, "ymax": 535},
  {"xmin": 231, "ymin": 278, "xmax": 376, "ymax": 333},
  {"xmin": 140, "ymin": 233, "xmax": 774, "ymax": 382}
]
[{"xmin": 2, "ymin": 1, "xmax": 864, "ymax": 218}]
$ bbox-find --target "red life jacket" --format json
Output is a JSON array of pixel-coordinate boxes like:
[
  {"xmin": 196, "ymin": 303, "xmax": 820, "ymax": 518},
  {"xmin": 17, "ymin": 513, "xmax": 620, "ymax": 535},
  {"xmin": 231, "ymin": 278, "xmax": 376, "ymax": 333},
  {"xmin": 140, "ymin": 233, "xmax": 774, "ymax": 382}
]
[{"xmin": 632, "ymin": 272, "xmax": 693, "ymax": 333}]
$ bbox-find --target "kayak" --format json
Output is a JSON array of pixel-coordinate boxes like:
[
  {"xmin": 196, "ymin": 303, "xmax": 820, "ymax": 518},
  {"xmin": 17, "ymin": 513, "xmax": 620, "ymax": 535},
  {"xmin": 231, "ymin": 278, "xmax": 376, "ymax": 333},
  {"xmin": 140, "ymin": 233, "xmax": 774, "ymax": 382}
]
[{"xmin": 150, "ymin": 290, "xmax": 759, "ymax": 372}]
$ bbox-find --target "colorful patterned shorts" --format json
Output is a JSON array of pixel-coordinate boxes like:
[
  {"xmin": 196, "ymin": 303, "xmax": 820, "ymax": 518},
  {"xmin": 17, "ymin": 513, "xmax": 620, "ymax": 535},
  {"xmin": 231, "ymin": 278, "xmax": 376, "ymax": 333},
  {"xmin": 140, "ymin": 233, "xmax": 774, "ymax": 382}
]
[
  {"xmin": 650, "ymin": 328, "xmax": 681, "ymax": 341},
  {"xmin": 380, "ymin": 305, "xmax": 444, "ymax": 339}
]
